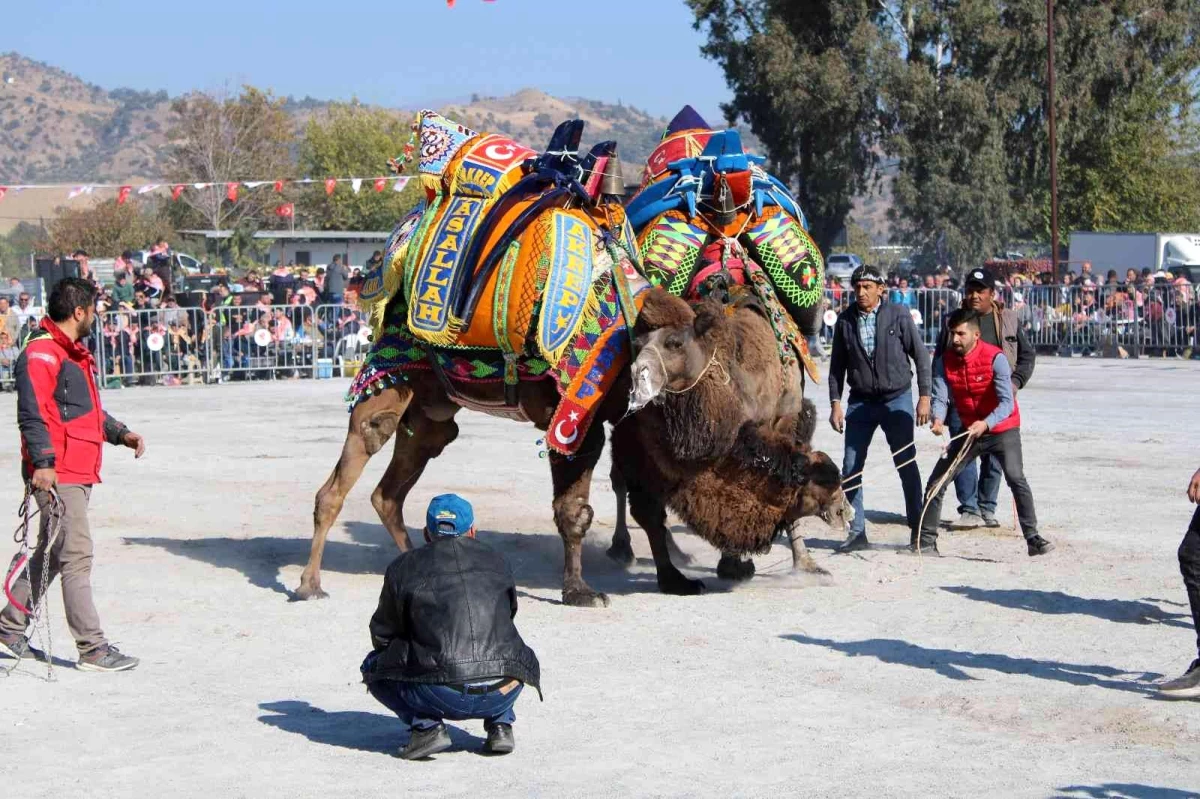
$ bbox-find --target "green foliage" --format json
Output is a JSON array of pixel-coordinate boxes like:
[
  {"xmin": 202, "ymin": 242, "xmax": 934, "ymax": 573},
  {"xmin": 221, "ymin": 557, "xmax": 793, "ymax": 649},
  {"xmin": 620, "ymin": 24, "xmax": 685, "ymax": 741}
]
[
  {"xmin": 297, "ymin": 103, "xmax": 423, "ymax": 230},
  {"xmin": 0, "ymin": 222, "xmax": 49, "ymax": 276},
  {"xmin": 883, "ymin": 0, "xmax": 1200, "ymax": 266},
  {"xmin": 46, "ymin": 200, "xmax": 174, "ymax": 256}
]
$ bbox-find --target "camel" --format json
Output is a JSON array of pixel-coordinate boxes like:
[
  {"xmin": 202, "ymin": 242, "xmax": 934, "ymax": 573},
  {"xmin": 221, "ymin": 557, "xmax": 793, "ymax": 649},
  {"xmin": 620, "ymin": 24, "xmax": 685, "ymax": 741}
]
[{"xmin": 608, "ymin": 291, "xmax": 847, "ymax": 594}]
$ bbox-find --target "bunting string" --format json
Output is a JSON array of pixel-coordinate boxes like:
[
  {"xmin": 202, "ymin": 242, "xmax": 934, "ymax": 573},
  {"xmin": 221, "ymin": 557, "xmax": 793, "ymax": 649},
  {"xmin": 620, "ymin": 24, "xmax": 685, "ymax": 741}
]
[{"xmin": 0, "ymin": 176, "xmax": 413, "ymax": 204}]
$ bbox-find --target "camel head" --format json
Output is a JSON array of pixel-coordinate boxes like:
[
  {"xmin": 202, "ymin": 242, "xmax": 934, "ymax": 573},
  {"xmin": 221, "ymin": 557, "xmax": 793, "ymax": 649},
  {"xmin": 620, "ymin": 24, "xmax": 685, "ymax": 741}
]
[
  {"xmin": 629, "ymin": 291, "xmax": 728, "ymax": 412},
  {"xmin": 791, "ymin": 450, "xmax": 852, "ymax": 532}
]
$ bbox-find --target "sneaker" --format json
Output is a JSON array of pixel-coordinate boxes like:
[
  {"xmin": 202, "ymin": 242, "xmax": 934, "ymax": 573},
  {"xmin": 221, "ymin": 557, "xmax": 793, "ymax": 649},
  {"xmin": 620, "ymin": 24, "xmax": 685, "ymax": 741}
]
[
  {"xmin": 835, "ymin": 533, "xmax": 871, "ymax": 554},
  {"xmin": 77, "ymin": 644, "xmax": 139, "ymax": 672},
  {"xmin": 483, "ymin": 723, "xmax": 515, "ymax": 755},
  {"xmin": 399, "ymin": 723, "xmax": 452, "ymax": 760},
  {"xmin": 950, "ymin": 512, "xmax": 984, "ymax": 530},
  {"xmin": 1026, "ymin": 536, "xmax": 1055, "ymax": 556},
  {"xmin": 1159, "ymin": 659, "xmax": 1200, "ymax": 700},
  {"xmin": 0, "ymin": 632, "xmax": 45, "ymax": 661},
  {"xmin": 981, "ymin": 514, "xmax": 1002, "ymax": 529}
]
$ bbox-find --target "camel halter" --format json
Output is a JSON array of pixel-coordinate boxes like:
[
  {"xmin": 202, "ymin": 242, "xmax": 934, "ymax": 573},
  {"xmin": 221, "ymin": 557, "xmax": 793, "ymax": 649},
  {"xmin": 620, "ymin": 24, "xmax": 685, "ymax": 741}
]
[{"xmin": 643, "ymin": 344, "xmax": 731, "ymax": 396}]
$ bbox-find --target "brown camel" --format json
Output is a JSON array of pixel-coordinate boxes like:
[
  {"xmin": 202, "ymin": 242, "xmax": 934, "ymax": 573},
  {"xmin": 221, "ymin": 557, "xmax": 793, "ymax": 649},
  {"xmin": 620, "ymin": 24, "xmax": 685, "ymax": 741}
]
[{"xmin": 609, "ymin": 293, "xmax": 847, "ymax": 594}]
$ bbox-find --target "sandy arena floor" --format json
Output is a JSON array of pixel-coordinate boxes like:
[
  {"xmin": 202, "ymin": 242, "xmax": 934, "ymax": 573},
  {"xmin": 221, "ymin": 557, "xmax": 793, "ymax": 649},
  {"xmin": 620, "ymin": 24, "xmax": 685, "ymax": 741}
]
[{"xmin": 1, "ymin": 359, "xmax": 1199, "ymax": 798}]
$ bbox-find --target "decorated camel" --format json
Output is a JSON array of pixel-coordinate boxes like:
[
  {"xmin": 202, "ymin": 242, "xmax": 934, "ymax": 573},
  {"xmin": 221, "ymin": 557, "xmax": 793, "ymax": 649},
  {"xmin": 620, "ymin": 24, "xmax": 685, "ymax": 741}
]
[
  {"xmin": 296, "ymin": 111, "xmax": 840, "ymax": 606},
  {"xmin": 606, "ymin": 106, "xmax": 833, "ymax": 579}
]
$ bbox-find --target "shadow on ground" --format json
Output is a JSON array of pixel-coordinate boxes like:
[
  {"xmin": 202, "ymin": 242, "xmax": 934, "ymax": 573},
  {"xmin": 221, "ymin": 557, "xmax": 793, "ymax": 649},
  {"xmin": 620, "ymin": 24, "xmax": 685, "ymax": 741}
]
[
  {"xmin": 941, "ymin": 586, "xmax": 1192, "ymax": 628},
  {"xmin": 1052, "ymin": 783, "xmax": 1200, "ymax": 799},
  {"xmin": 257, "ymin": 700, "xmax": 484, "ymax": 756},
  {"xmin": 782, "ymin": 634, "xmax": 1163, "ymax": 695},
  {"xmin": 125, "ymin": 522, "xmax": 716, "ymax": 600}
]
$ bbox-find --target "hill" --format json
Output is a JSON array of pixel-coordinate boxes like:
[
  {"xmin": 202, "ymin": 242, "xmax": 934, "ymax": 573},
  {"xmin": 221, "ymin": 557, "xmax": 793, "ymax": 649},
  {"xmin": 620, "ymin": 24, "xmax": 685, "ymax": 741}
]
[{"xmin": 0, "ymin": 52, "xmax": 890, "ymax": 242}]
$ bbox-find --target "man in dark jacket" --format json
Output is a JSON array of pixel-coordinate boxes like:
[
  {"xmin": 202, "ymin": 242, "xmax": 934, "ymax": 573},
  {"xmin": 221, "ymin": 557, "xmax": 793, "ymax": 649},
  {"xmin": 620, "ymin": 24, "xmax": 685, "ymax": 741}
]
[
  {"xmin": 361, "ymin": 494, "xmax": 540, "ymax": 760},
  {"xmin": 829, "ymin": 265, "xmax": 933, "ymax": 552},
  {"xmin": 935, "ymin": 267, "xmax": 1036, "ymax": 529},
  {"xmin": 1160, "ymin": 466, "xmax": 1200, "ymax": 699},
  {"xmin": 0, "ymin": 279, "xmax": 146, "ymax": 671}
]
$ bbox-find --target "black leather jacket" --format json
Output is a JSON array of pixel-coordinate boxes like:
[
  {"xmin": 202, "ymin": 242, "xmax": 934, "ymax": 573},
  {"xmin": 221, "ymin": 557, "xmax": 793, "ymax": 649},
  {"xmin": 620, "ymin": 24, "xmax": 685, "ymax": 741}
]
[{"xmin": 363, "ymin": 536, "xmax": 541, "ymax": 692}]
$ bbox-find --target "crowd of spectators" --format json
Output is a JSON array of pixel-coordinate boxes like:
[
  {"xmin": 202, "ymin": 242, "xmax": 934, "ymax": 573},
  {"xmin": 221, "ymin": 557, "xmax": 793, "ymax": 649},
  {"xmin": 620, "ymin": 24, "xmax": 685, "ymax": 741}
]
[
  {"xmin": 71, "ymin": 243, "xmax": 374, "ymax": 386},
  {"xmin": 821, "ymin": 263, "xmax": 1200, "ymax": 359}
]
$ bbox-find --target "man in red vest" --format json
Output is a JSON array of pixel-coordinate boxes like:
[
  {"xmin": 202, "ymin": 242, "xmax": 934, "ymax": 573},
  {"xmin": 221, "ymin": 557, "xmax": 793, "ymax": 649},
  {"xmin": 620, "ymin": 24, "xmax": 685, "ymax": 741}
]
[
  {"xmin": 911, "ymin": 308, "xmax": 1054, "ymax": 556},
  {"xmin": 0, "ymin": 278, "xmax": 146, "ymax": 671}
]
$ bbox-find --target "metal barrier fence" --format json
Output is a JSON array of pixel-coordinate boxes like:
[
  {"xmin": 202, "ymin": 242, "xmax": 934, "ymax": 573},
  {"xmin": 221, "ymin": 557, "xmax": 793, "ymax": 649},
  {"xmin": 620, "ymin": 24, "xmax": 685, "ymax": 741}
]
[
  {"xmin": 89, "ymin": 303, "xmax": 372, "ymax": 387},
  {"xmin": 13, "ymin": 283, "xmax": 1200, "ymax": 392},
  {"xmin": 817, "ymin": 283, "xmax": 1200, "ymax": 357}
]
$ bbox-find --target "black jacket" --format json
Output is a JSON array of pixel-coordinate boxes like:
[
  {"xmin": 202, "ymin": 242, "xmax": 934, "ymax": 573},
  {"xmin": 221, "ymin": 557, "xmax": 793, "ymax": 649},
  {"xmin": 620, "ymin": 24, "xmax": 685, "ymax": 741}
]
[
  {"xmin": 829, "ymin": 301, "xmax": 932, "ymax": 403},
  {"xmin": 363, "ymin": 536, "xmax": 541, "ymax": 692}
]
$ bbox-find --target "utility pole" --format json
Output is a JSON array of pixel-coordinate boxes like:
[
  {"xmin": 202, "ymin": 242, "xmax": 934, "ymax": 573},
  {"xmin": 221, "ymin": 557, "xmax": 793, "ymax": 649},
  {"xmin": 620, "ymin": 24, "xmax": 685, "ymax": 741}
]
[{"xmin": 1047, "ymin": 0, "xmax": 1060, "ymax": 283}]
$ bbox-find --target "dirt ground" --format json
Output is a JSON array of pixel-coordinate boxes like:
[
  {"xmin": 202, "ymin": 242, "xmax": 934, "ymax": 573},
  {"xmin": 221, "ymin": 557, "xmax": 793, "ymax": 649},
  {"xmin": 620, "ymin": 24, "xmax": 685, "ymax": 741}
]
[{"xmin": 2, "ymin": 359, "xmax": 1199, "ymax": 799}]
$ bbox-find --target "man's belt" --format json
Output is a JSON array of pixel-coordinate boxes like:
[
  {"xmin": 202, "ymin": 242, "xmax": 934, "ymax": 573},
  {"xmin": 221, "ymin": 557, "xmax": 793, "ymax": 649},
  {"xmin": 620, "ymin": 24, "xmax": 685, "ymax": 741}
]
[{"xmin": 446, "ymin": 678, "xmax": 520, "ymax": 696}]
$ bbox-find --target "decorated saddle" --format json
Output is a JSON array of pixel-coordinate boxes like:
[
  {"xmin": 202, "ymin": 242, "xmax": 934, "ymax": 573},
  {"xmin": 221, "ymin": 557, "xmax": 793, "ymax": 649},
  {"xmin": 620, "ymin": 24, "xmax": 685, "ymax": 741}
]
[
  {"xmin": 626, "ymin": 107, "xmax": 825, "ymax": 382},
  {"xmin": 350, "ymin": 111, "xmax": 647, "ymax": 456}
]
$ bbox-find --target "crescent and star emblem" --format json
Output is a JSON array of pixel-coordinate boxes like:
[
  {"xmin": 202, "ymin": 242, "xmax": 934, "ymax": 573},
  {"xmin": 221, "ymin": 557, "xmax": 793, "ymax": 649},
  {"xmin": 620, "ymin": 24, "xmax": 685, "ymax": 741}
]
[{"xmin": 553, "ymin": 421, "xmax": 579, "ymax": 446}]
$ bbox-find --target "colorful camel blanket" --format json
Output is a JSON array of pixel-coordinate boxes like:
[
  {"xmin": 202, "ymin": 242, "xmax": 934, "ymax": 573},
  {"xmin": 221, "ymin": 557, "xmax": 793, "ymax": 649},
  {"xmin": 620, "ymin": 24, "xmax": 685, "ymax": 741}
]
[{"xmin": 628, "ymin": 106, "xmax": 825, "ymax": 382}]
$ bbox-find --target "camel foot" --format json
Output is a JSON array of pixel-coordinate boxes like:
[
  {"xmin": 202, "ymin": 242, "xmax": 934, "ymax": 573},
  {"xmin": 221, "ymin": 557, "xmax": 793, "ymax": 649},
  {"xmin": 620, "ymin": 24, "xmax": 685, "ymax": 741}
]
[
  {"xmin": 658, "ymin": 573, "xmax": 705, "ymax": 596},
  {"xmin": 783, "ymin": 565, "xmax": 834, "ymax": 587},
  {"xmin": 605, "ymin": 541, "xmax": 635, "ymax": 567},
  {"xmin": 293, "ymin": 583, "xmax": 330, "ymax": 601},
  {"xmin": 716, "ymin": 554, "xmax": 756, "ymax": 582},
  {"xmin": 562, "ymin": 587, "xmax": 611, "ymax": 608}
]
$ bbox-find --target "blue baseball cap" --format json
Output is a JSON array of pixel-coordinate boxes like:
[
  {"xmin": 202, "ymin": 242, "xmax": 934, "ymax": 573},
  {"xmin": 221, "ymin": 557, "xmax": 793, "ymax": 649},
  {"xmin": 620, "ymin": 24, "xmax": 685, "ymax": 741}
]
[{"xmin": 425, "ymin": 494, "xmax": 475, "ymax": 537}]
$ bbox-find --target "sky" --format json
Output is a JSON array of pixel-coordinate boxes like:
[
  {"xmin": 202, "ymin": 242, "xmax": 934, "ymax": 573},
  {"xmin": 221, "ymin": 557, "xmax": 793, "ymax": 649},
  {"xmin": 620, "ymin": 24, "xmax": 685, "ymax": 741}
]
[{"xmin": 8, "ymin": 0, "xmax": 732, "ymax": 118}]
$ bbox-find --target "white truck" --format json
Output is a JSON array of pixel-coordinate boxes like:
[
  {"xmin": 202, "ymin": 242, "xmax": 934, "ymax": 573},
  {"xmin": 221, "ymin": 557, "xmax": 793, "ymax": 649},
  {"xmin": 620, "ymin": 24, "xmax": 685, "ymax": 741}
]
[{"xmin": 1067, "ymin": 232, "xmax": 1200, "ymax": 280}]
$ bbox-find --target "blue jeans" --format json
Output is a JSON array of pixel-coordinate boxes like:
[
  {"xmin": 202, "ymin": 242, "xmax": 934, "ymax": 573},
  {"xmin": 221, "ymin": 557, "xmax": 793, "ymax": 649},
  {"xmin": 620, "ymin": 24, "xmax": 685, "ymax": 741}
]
[
  {"xmin": 949, "ymin": 411, "xmax": 1003, "ymax": 517},
  {"xmin": 362, "ymin": 655, "xmax": 521, "ymax": 732},
  {"xmin": 841, "ymin": 392, "xmax": 924, "ymax": 536}
]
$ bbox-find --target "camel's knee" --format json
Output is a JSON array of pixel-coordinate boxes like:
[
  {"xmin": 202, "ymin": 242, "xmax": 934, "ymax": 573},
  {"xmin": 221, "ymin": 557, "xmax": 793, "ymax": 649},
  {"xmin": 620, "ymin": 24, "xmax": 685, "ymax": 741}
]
[
  {"xmin": 553, "ymin": 495, "xmax": 594, "ymax": 539},
  {"xmin": 360, "ymin": 412, "xmax": 401, "ymax": 456},
  {"xmin": 314, "ymin": 483, "xmax": 344, "ymax": 527},
  {"xmin": 370, "ymin": 481, "xmax": 398, "ymax": 519}
]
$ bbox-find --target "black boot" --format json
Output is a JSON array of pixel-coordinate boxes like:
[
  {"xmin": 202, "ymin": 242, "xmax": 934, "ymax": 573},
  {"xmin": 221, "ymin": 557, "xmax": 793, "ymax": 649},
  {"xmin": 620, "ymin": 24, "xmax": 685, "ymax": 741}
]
[
  {"xmin": 399, "ymin": 723, "xmax": 452, "ymax": 760},
  {"xmin": 484, "ymin": 723, "xmax": 515, "ymax": 755},
  {"xmin": 1026, "ymin": 535, "xmax": 1055, "ymax": 556},
  {"xmin": 835, "ymin": 533, "xmax": 871, "ymax": 554},
  {"xmin": 902, "ymin": 531, "xmax": 939, "ymax": 556}
]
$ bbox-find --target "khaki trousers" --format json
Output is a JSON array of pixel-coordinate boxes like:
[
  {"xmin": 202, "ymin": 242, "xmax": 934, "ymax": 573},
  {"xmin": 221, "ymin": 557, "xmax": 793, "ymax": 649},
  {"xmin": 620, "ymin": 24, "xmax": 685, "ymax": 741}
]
[{"xmin": 0, "ymin": 485, "xmax": 106, "ymax": 654}]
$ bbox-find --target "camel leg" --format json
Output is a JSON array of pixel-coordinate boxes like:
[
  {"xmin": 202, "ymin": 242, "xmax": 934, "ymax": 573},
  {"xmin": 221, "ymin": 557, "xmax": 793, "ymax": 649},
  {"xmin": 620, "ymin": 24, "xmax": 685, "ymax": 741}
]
[
  {"xmin": 370, "ymin": 409, "xmax": 460, "ymax": 551},
  {"xmin": 625, "ymin": 480, "xmax": 704, "ymax": 596},
  {"xmin": 786, "ymin": 524, "xmax": 833, "ymax": 585},
  {"xmin": 606, "ymin": 465, "xmax": 635, "ymax": 566},
  {"xmin": 296, "ymin": 387, "xmax": 412, "ymax": 600},
  {"xmin": 609, "ymin": 465, "xmax": 695, "ymax": 567},
  {"xmin": 716, "ymin": 554, "xmax": 756, "ymax": 581},
  {"xmin": 549, "ymin": 425, "xmax": 609, "ymax": 608}
]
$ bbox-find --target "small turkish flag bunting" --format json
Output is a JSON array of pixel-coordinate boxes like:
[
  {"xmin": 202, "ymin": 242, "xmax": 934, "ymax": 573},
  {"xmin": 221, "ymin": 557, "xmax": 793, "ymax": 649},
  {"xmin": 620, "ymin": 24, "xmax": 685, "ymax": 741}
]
[
  {"xmin": 275, "ymin": 203, "xmax": 295, "ymax": 218},
  {"xmin": 226, "ymin": 182, "xmax": 239, "ymax": 202},
  {"xmin": 393, "ymin": 177, "xmax": 411, "ymax": 192},
  {"xmin": 374, "ymin": 178, "xmax": 387, "ymax": 192},
  {"xmin": 274, "ymin": 180, "xmax": 284, "ymax": 193},
  {"xmin": 171, "ymin": 184, "xmax": 185, "ymax": 201},
  {"xmin": 0, "ymin": 187, "xmax": 7, "ymax": 201},
  {"xmin": 117, "ymin": 186, "xmax": 132, "ymax": 205},
  {"xmin": 325, "ymin": 178, "xmax": 337, "ymax": 196}
]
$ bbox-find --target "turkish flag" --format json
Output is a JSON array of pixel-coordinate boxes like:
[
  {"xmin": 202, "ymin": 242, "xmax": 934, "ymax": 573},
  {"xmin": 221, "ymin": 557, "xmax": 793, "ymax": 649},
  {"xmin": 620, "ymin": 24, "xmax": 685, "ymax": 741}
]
[
  {"xmin": 275, "ymin": 203, "xmax": 295, "ymax": 218},
  {"xmin": 0, "ymin": 186, "xmax": 7, "ymax": 201},
  {"xmin": 116, "ymin": 185, "xmax": 132, "ymax": 205},
  {"xmin": 226, "ymin": 182, "xmax": 239, "ymax": 202},
  {"xmin": 324, "ymin": 178, "xmax": 337, "ymax": 196},
  {"xmin": 274, "ymin": 180, "xmax": 284, "ymax": 193},
  {"xmin": 171, "ymin": 184, "xmax": 185, "ymax": 201},
  {"xmin": 374, "ymin": 178, "xmax": 387, "ymax": 193}
]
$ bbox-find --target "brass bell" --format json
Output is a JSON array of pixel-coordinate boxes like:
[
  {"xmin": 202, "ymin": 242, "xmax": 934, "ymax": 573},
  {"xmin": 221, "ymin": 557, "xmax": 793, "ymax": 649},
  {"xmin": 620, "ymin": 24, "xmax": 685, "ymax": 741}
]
[
  {"xmin": 715, "ymin": 175, "xmax": 737, "ymax": 225},
  {"xmin": 599, "ymin": 154, "xmax": 625, "ymax": 197}
]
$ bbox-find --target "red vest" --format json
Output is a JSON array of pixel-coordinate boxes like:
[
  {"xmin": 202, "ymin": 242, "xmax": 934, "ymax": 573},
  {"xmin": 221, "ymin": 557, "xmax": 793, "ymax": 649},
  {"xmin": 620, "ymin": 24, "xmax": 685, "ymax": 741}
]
[{"xmin": 943, "ymin": 340, "xmax": 1020, "ymax": 434}]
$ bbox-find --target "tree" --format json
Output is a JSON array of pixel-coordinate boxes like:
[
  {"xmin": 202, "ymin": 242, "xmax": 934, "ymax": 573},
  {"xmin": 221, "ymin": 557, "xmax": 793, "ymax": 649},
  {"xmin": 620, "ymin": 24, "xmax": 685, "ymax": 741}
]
[
  {"xmin": 297, "ymin": 103, "xmax": 424, "ymax": 231},
  {"xmin": 0, "ymin": 222, "xmax": 49, "ymax": 277},
  {"xmin": 165, "ymin": 86, "xmax": 295, "ymax": 233},
  {"xmin": 688, "ymin": 0, "xmax": 894, "ymax": 255},
  {"xmin": 46, "ymin": 201, "xmax": 174, "ymax": 257}
]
